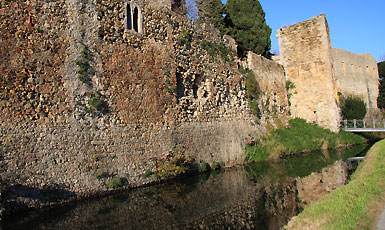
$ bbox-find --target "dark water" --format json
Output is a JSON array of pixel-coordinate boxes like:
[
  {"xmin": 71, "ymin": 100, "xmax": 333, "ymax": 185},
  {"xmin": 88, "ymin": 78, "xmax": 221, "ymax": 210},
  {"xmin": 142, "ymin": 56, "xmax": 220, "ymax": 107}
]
[{"xmin": 3, "ymin": 145, "xmax": 369, "ymax": 230}]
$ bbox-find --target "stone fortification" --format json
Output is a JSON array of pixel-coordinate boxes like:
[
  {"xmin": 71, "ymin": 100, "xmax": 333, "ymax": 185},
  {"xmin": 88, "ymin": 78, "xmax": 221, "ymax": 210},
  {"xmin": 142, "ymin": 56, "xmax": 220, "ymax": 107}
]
[
  {"xmin": 276, "ymin": 15, "xmax": 381, "ymax": 130},
  {"xmin": 247, "ymin": 52, "xmax": 288, "ymax": 121},
  {"xmin": 332, "ymin": 48, "xmax": 380, "ymax": 118},
  {"xmin": 277, "ymin": 14, "xmax": 340, "ymax": 132},
  {"xmin": 0, "ymin": 0, "xmax": 289, "ymax": 212}
]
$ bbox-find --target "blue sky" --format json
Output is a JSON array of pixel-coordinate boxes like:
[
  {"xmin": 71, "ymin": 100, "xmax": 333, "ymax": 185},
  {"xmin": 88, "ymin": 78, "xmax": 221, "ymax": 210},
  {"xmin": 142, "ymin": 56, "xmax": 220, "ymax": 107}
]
[{"xmin": 222, "ymin": 0, "xmax": 384, "ymax": 62}]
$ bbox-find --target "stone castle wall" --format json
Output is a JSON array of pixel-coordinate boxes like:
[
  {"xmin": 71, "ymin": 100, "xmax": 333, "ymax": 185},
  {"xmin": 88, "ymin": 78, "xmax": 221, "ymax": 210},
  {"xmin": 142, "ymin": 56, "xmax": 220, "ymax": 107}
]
[
  {"xmin": 277, "ymin": 14, "xmax": 340, "ymax": 132},
  {"xmin": 247, "ymin": 51, "xmax": 288, "ymax": 121},
  {"xmin": 277, "ymin": 14, "xmax": 381, "ymax": 129},
  {"xmin": 0, "ymin": 0, "xmax": 289, "ymax": 210},
  {"xmin": 332, "ymin": 48, "xmax": 380, "ymax": 118}
]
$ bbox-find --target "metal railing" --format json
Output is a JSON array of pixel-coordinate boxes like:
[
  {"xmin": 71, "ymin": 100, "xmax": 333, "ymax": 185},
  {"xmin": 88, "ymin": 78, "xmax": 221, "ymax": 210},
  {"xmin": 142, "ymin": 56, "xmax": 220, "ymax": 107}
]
[
  {"xmin": 342, "ymin": 119, "xmax": 385, "ymax": 132},
  {"xmin": 346, "ymin": 157, "xmax": 365, "ymax": 170}
]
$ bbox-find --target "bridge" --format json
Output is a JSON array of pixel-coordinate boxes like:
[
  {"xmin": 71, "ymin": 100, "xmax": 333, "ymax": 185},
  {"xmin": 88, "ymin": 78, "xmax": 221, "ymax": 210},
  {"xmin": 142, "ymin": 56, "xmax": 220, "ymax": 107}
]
[
  {"xmin": 342, "ymin": 119, "xmax": 385, "ymax": 132},
  {"xmin": 346, "ymin": 157, "xmax": 365, "ymax": 170}
]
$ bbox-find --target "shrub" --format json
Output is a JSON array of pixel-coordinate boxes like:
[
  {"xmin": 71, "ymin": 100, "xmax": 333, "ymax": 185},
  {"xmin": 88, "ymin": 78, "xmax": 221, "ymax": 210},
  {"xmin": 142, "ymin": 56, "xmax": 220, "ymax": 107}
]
[
  {"xmin": 88, "ymin": 94, "xmax": 108, "ymax": 113},
  {"xmin": 95, "ymin": 169, "xmax": 106, "ymax": 179},
  {"xmin": 155, "ymin": 148, "xmax": 194, "ymax": 179},
  {"xmin": 210, "ymin": 161, "xmax": 223, "ymax": 171},
  {"xmin": 75, "ymin": 46, "xmax": 95, "ymax": 84},
  {"xmin": 143, "ymin": 170, "xmax": 152, "ymax": 178},
  {"xmin": 198, "ymin": 160, "xmax": 210, "ymax": 173},
  {"xmin": 178, "ymin": 30, "xmax": 193, "ymax": 46},
  {"xmin": 108, "ymin": 176, "xmax": 122, "ymax": 189},
  {"xmin": 286, "ymin": 80, "xmax": 296, "ymax": 107},
  {"xmin": 340, "ymin": 96, "xmax": 367, "ymax": 120}
]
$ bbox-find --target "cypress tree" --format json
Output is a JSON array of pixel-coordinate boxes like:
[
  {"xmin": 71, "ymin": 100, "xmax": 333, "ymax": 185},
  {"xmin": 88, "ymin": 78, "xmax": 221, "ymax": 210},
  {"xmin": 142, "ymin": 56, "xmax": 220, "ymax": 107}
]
[
  {"xmin": 377, "ymin": 61, "xmax": 385, "ymax": 109},
  {"xmin": 225, "ymin": 0, "xmax": 271, "ymax": 57},
  {"xmin": 195, "ymin": 0, "xmax": 225, "ymax": 32}
]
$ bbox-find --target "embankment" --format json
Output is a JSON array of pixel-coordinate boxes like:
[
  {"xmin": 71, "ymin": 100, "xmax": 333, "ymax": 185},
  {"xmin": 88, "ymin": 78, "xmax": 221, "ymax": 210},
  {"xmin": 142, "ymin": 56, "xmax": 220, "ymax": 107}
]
[
  {"xmin": 285, "ymin": 139, "xmax": 385, "ymax": 230},
  {"xmin": 245, "ymin": 118, "xmax": 367, "ymax": 162}
]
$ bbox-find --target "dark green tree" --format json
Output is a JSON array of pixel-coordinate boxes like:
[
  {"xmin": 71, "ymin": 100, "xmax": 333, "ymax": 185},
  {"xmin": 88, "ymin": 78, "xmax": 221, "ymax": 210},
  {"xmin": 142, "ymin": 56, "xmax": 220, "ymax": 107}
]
[
  {"xmin": 195, "ymin": 0, "xmax": 225, "ymax": 32},
  {"xmin": 340, "ymin": 96, "xmax": 367, "ymax": 120},
  {"xmin": 377, "ymin": 61, "xmax": 385, "ymax": 109},
  {"xmin": 225, "ymin": 0, "xmax": 271, "ymax": 57}
]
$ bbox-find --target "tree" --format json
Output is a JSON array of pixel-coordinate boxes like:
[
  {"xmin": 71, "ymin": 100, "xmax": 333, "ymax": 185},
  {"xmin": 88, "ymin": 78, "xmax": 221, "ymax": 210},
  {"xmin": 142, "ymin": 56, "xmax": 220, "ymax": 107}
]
[
  {"xmin": 225, "ymin": 0, "xmax": 271, "ymax": 58},
  {"xmin": 185, "ymin": 0, "xmax": 199, "ymax": 21},
  {"xmin": 340, "ymin": 96, "xmax": 367, "ymax": 120},
  {"xmin": 195, "ymin": 0, "xmax": 225, "ymax": 32},
  {"xmin": 377, "ymin": 61, "xmax": 385, "ymax": 109}
]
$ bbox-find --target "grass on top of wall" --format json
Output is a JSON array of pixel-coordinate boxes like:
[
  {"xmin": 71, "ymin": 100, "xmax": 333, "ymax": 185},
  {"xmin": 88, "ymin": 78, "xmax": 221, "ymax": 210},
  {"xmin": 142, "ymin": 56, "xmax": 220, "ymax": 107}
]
[
  {"xmin": 245, "ymin": 118, "xmax": 366, "ymax": 162},
  {"xmin": 285, "ymin": 139, "xmax": 385, "ymax": 230}
]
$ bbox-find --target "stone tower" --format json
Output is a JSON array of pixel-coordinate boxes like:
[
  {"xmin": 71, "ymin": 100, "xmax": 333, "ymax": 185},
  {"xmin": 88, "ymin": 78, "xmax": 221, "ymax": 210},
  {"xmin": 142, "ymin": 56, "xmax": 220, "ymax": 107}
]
[{"xmin": 277, "ymin": 15, "xmax": 340, "ymax": 132}]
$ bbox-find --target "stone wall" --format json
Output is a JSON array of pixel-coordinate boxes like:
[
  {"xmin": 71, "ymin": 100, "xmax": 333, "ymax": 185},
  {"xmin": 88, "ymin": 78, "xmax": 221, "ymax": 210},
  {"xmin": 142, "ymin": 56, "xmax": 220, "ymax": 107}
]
[
  {"xmin": 277, "ymin": 14, "xmax": 381, "ymax": 130},
  {"xmin": 277, "ymin": 14, "xmax": 340, "ymax": 132},
  {"xmin": 247, "ymin": 51, "xmax": 289, "ymax": 123},
  {"xmin": 0, "ymin": 0, "xmax": 289, "ymax": 211},
  {"xmin": 332, "ymin": 48, "xmax": 380, "ymax": 118}
]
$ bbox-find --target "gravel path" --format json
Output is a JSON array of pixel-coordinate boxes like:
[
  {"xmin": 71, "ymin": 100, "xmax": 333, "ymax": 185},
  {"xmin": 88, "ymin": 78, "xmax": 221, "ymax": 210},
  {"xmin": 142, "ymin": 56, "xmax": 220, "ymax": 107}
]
[{"xmin": 377, "ymin": 206, "xmax": 385, "ymax": 230}]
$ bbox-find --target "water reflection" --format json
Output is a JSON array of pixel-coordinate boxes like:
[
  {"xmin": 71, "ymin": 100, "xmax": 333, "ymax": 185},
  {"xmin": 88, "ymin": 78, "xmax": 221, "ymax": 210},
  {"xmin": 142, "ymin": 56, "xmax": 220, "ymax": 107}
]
[{"xmin": 4, "ymin": 145, "xmax": 368, "ymax": 230}]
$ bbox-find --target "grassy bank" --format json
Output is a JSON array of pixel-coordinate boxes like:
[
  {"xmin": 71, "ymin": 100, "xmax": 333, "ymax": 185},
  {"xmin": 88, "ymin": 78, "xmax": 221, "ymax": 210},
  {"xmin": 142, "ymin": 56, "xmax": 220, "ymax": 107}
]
[
  {"xmin": 245, "ymin": 118, "xmax": 366, "ymax": 162},
  {"xmin": 285, "ymin": 139, "xmax": 385, "ymax": 230}
]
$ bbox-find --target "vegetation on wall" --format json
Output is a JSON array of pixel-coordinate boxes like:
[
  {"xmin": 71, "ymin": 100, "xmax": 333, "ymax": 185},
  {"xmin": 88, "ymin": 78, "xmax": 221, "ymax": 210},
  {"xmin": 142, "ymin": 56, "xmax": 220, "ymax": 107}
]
[
  {"xmin": 144, "ymin": 147, "xmax": 223, "ymax": 180},
  {"xmin": 245, "ymin": 70, "xmax": 261, "ymax": 116},
  {"xmin": 200, "ymin": 40, "xmax": 234, "ymax": 62},
  {"xmin": 178, "ymin": 30, "xmax": 193, "ymax": 47},
  {"xmin": 88, "ymin": 93, "xmax": 108, "ymax": 114},
  {"xmin": 377, "ymin": 61, "xmax": 385, "ymax": 109},
  {"xmin": 340, "ymin": 95, "xmax": 367, "ymax": 120},
  {"xmin": 285, "ymin": 80, "xmax": 296, "ymax": 107},
  {"xmin": 245, "ymin": 118, "xmax": 366, "ymax": 162},
  {"xmin": 76, "ymin": 46, "xmax": 95, "ymax": 84}
]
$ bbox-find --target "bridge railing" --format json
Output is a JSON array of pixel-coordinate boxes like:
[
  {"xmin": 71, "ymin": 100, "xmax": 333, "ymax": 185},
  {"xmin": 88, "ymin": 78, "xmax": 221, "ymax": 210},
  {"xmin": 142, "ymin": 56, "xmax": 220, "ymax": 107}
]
[{"xmin": 342, "ymin": 119, "xmax": 385, "ymax": 131}]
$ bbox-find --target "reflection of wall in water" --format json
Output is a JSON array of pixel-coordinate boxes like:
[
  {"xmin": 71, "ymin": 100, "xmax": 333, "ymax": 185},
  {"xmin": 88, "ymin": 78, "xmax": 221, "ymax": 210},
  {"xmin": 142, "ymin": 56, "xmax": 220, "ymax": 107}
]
[
  {"xmin": 296, "ymin": 161, "xmax": 348, "ymax": 205},
  {"xmin": 5, "ymin": 160, "xmax": 350, "ymax": 230},
  {"xmin": 5, "ymin": 168, "xmax": 300, "ymax": 230}
]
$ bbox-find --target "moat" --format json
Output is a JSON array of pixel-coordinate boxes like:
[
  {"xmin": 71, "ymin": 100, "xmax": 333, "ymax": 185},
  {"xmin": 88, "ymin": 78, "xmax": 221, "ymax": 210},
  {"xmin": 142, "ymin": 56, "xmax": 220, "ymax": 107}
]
[{"xmin": 3, "ymin": 145, "xmax": 369, "ymax": 230}]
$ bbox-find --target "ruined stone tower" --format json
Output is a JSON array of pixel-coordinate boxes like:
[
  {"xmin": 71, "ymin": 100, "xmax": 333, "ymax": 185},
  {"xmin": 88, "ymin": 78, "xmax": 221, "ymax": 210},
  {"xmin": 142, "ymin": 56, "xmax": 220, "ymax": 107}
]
[
  {"xmin": 277, "ymin": 15, "xmax": 340, "ymax": 132},
  {"xmin": 277, "ymin": 14, "xmax": 380, "ymax": 132}
]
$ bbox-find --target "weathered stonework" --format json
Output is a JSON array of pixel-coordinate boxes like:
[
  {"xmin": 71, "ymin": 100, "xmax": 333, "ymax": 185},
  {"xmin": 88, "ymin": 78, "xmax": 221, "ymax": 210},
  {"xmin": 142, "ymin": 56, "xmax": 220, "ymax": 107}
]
[
  {"xmin": 277, "ymin": 15, "xmax": 340, "ymax": 132},
  {"xmin": 0, "ymin": 0, "xmax": 289, "ymax": 212},
  {"xmin": 332, "ymin": 48, "xmax": 380, "ymax": 118},
  {"xmin": 277, "ymin": 14, "xmax": 380, "ymax": 131},
  {"xmin": 247, "ymin": 51, "xmax": 288, "ymax": 123}
]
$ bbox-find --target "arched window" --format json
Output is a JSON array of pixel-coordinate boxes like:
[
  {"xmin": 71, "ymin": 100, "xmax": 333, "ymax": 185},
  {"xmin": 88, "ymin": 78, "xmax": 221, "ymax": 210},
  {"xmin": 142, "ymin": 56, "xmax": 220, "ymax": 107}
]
[
  {"xmin": 133, "ymin": 7, "xmax": 138, "ymax": 32},
  {"xmin": 126, "ymin": 4, "xmax": 132, "ymax": 30},
  {"xmin": 125, "ymin": 2, "xmax": 142, "ymax": 34}
]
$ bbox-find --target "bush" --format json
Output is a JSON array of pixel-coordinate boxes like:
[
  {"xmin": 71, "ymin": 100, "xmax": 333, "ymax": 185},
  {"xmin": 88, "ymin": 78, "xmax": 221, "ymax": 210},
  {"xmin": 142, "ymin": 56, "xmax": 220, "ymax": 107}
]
[
  {"xmin": 108, "ymin": 176, "xmax": 122, "ymax": 189},
  {"xmin": 340, "ymin": 96, "xmax": 367, "ymax": 120},
  {"xmin": 155, "ymin": 148, "xmax": 194, "ymax": 179},
  {"xmin": 210, "ymin": 161, "xmax": 223, "ymax": 171},
  {"xmin": 88, "ymin": 94, "xmax": 108, "ymax": 113},
  {"xmin": 198, "ymin": 160, "xmax": 210, "ymax": 173}
]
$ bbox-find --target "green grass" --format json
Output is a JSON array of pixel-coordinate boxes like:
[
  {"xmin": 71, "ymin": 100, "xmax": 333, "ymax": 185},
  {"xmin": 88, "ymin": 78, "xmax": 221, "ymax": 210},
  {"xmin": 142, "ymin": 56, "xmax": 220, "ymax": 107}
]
[
  {"xmin": 245, "ymin": 118, "xmax": 366, "ymax": 162},
  {"xmin": 286, "ymin": 140, "xmax": 385, "ymax": 230}
]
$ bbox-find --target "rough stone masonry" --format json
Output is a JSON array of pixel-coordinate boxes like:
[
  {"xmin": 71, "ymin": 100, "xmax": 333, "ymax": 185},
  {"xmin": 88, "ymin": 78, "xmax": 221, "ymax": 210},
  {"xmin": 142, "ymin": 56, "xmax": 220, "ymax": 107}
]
[
  {"xmin": 0, "ymin": 0, "xmax": 289, "ymax": 212},
  {"xmin": 276, "ymin": 14, "xmax": 380, "ymax": 132}
]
